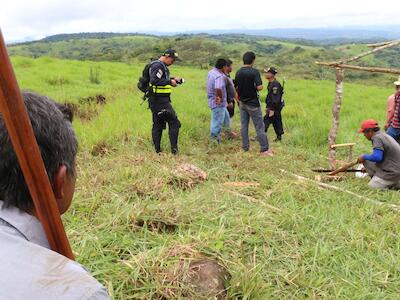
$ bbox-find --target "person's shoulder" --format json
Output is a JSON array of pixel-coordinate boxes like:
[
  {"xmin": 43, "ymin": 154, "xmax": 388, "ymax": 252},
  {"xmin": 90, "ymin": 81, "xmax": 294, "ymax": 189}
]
[
  {"xmin": 388, "ymin": 94, "xmax": 395, "ymax": 101},
  {"xmin": 151, "ymin": 60, "xmax": 164, "ymax": 68},
  {"xmin": 381, "ymin": 131, "xmax": 399, "ymax": 144},
  {"xmin": 226, "ymin": 74, "xmax": 234, "ymax": 82},
  {"xmin": 374, "ymin": 131, "xmax": 388, "ymax": 143},
  {"xmin": 235, "ymin": 68, "xmax": 246, "ymax": 79},
  {"xmin": 0, "ymin": 232, "xmax": 108, "ymax": 299},
  {"xmin": 272, "ymin": 80, "xmax": 282, "ymax": 89},
  {"xmin": 209, "ymin": 68, "xmax": 220, "ymax": 76}
]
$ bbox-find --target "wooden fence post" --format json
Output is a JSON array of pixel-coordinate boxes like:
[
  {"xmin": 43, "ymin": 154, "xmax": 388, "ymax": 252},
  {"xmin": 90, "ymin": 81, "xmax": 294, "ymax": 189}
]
[{"xmin": 328, "ymin": 68, "xmax": 344, "ymax": 170}]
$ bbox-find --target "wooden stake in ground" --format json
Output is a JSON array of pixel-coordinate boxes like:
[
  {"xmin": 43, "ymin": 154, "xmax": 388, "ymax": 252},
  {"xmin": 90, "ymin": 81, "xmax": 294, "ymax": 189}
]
[
  {"xmin": 328, "ymin": 68, "xmax": 344, "ymax": 170},
  {"xmin": 315, "ymin": 40, "xmax": 400, "ymax": 167},
  {"xmin": 0, "ymin": 30, "xmax": 74, "ymax": 259}
]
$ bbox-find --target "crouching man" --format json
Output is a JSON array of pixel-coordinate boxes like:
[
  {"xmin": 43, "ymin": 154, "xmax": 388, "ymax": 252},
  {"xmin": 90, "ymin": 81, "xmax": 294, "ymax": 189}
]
[
  {"xmin": 357, "ymin": 119, "xmax": 400, "ymax": 190},
  {"xmin": 0, "ymin": 92, "xmax": 109, "ymax": 299}
]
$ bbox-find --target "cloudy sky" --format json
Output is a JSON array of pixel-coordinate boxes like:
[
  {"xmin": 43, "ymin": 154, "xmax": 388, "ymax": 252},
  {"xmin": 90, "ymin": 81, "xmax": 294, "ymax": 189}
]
[{"xmin": 1, "ymin": 0, "xmax": 398, "ymax": 41}]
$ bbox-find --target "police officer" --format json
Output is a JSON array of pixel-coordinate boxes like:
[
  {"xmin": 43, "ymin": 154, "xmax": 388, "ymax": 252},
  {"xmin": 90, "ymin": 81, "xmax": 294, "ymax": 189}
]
[
  {"xmin": 149, "ymin": 49, "xmax": 182, "ymax": 154},
  {"xmin": 264, "ymin": 67, "xmax": 284, "ymax": 142}
]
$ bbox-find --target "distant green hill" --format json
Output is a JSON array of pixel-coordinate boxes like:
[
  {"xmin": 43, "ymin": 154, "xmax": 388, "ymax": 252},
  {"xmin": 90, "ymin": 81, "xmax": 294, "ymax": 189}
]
[{"xmin": 8, "ymin": 33, "xmax": 400, "ymax": 83}]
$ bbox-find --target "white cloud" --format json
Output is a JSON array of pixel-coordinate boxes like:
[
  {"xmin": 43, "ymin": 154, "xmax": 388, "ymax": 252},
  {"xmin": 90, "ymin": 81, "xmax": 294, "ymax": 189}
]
[{"xmin": 0, "ymin": 0, "xmax": 398, "ymax": 41}]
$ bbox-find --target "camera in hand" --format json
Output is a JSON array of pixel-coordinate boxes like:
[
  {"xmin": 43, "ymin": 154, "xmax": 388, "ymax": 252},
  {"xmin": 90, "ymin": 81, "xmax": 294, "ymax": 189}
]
[{"xmin": 175, "ymin": 78, "xmax": 185, "ymax": 85}]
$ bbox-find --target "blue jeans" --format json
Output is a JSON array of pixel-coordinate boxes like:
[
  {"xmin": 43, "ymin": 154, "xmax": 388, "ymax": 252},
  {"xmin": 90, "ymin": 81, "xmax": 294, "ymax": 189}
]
[
  {"xmin": 387, "ymin": 126, "xmax": 400, "ymax": 142},
  {"xmin": 210, "ymin": 107, "xmax": 230, "ymax": 142}
]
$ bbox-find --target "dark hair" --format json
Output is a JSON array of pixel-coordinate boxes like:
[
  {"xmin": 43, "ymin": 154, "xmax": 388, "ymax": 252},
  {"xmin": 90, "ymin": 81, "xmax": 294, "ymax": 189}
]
[
  {"xmin": 226, "ymin": 59, "xmax": 233, "ymax": 67},
  {"xmin": 55, "ymin": 102, "xmax": 74, "ymax": 122},
  {"xmin": 215, "ymin": 58, "xmax": 228, "ymax": 69},
  {"xmin": 365, "ymin": 127, "xmax": 380, "ymax": 133},
  {"xmin": 243, "ymin": 51, "xmax": 256, "ymax": 65},
  {"xmin": 0, "ymin": 91, "xmax": 78, "ymax": 211}
]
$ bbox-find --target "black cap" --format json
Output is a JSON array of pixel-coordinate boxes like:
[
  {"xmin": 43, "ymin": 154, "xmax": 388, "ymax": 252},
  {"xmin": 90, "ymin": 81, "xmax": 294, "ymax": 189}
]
[
  {"xmin": 163, "ymin": 49, "xmax": 181, "ymax": 61},
  {"xmin": 264, "ymin": 66, "xmax": 278, "ymax": 75}
]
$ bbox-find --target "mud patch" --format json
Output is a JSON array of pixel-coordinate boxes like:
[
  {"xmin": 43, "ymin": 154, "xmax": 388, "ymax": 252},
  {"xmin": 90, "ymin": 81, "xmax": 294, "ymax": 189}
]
[
  {"xmin": 91, "ymin": 140, "xmax": 115, "ymax": 157},
  {"xmin": 79, "ymin": 94, "xmax": 107, "ymax": 105},
  {"xmin": 170, "ymin": 163, "xmax": 207, "ymax": 190},
  {"xmin": 184, "ymin": 259, "xmax": 231, "ymax": 300},
  {"xmin": 154, "ymin": 250, "xmax": 231, "ymax": 299},
  {"xmin": 133, "ymin": 219, "xmax": 179, "ymax": 234},
  {"xmin": 64, "ymin": 101, "xmax": 99, "ymax": 121},
  {"xmin": 67, "ymin": 94, "xmax": 107, "ymax": 121}
]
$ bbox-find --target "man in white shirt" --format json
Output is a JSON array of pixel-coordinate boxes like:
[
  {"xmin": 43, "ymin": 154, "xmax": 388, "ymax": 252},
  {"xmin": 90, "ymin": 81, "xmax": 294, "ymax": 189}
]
[{"xmin": 0, "ymin": 91, "xmax": 109, "ymax": 299}]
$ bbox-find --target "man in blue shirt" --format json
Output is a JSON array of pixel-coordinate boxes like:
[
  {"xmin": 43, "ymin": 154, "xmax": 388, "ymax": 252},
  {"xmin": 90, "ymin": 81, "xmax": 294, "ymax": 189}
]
[
  {"xmin": 357, "ymin": 119, "xmax": 400, "ymax": 189},
  {"xmin": 206, "ymin": 58, "xmax": 231, "ymax": 143}
]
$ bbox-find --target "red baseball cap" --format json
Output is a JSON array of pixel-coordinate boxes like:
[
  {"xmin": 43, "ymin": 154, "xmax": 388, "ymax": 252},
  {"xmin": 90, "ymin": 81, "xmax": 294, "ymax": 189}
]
[{"xmin": 358, "ymin": 119, "xmax": 379, "ymax": 133}]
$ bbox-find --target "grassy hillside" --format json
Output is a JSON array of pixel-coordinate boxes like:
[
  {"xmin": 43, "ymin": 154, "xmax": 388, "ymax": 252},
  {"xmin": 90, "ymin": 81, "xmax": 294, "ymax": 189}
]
[
  {"xmin": 9, "ymin": 33, "xmax": 400, "ymax": 83},
  {"xmin": 12, "ymin": 56, "xmax": 400, "ymax": 299}
]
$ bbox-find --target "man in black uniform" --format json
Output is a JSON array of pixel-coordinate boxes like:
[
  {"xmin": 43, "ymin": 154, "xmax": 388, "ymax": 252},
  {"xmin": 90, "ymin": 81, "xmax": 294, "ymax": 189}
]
[
  {"xmin": 264, "ymin": 67, "xmax": 284, "ymax": 142},
  {"xmin": 148, "ymin": 49, "xmax": 182, "ymax": 154}
]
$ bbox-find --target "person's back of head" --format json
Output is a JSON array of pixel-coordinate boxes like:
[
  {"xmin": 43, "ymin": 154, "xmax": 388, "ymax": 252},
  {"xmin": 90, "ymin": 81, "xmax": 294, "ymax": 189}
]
[
  {"xmin": 215, "ymin": 58, "xmax": 228, "ymax": 70},
  {"xmin": 0, "ymin": 92, "xmax": 110, "ymax": 299},
  {"xmin": 0, "ymin": 91, "xmax": 78, "ymax": 212},
  {"xmin": 243, "ymin": 51, "xmax": 256, "ymax": 65}
]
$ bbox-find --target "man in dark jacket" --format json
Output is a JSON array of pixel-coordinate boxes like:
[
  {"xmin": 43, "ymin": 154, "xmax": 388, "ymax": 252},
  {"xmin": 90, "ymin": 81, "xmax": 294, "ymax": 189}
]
[
  {"xmin": 264, "ymin": 67, "xmax": 284, "ymax": 142},
  {"xmin": 148, "ymin": 49, "xmax": 182, "ymax": 154}
]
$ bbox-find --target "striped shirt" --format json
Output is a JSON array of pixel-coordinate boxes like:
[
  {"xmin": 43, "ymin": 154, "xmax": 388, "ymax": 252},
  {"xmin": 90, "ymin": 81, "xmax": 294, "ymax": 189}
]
[
  {"xmin": 207, "ymin": 68, "xmax": 227, "ymax": 109},
  {"xmin": 392, "ymin": 92, "xmax": 400, "ymax": 128}
]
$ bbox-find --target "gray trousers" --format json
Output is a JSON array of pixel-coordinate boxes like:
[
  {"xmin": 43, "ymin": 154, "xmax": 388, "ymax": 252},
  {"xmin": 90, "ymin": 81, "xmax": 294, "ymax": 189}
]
[
  {"xmin": 363, "ymin": 161, "xmax": 400, "ymax": 190},
  {"xmin": 239, "ymin": 102, "xmax": 269, "ymax": 152}
]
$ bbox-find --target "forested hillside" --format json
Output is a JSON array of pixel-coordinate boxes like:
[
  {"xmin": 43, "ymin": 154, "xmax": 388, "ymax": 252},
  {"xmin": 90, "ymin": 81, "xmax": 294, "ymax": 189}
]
[{"xmin": 8, "ymin": 33, "xmax": 400, "ymax": 82}]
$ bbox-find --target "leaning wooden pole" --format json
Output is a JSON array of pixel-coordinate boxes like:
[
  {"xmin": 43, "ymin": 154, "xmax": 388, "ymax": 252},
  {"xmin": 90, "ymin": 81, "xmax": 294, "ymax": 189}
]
[
  {"xmin": 336, "ymin": 40, "xmax": 400, "ymax": 65},
  {"xmin": 315, "ymin": 62, "xmax": 400, "ymax": 75},
  {"xmin": 328, "ymin": 68, "xmax": 344, "ymax": 170},
  {"xmin": 0, "ymin": 30, "xmax": 74, "ymax": 259},
  {"xmin": 315, "ymin": 40, "xmax": 400, "ymax": 67},
  {"xmin": 367, "ymin": 41, "xmax": 393, "ymax": 48}
]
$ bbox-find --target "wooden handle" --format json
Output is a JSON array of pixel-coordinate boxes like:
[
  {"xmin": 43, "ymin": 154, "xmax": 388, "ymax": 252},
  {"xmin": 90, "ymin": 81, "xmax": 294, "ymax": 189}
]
[
  {"xmin": 328, "ymin": 160, "xmax": 359, "ymax": 176},
  {"xmin": 0, "ymin": 30, "xmax": 74, "ymax": 259}
]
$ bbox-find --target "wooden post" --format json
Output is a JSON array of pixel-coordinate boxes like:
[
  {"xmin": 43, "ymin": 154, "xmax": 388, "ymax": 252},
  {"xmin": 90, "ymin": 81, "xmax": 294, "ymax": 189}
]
[
  {"xmin": 0, "ymin": 30, "xmax": 74, "ymax": 259},
  {"xmin": 328, "ymin": 68, "xmax": 344, "ymax": 170},
  {"xmin": 315, "ymin": 40, "xmax": 400, "ymax": 169},
  {"xmin": 348, "ymin": 145, "xmax": 353, "ymax": 162}
]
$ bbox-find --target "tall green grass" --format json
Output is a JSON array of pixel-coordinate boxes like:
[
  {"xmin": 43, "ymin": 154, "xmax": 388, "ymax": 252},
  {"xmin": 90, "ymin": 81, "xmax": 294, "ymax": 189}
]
[{"xmin": 11, "ymin": 56, "xmax": 400, "ymax": 299}]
